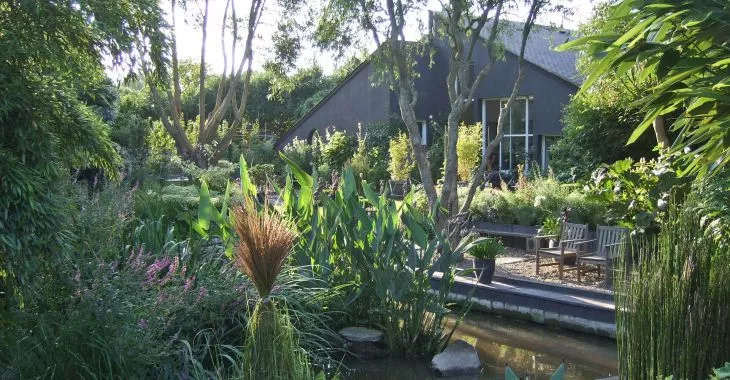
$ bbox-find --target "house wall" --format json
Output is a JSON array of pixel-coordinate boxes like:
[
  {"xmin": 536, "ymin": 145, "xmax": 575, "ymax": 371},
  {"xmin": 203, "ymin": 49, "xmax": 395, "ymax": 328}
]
[
  {"xmin": 470, "ymin": 46, "xmax": 577, "ymax": 137},
  {"xmin": 275, "ymin": 62, "xmax": 390, "ymax": 149},
  {"xmin": 276, "ymin": 38, "xmax": 577, "ymax": 154}
]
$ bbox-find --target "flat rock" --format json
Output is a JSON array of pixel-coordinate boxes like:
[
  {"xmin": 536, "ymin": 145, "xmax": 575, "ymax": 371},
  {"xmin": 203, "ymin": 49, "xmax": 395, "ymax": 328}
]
[
  {"xmin": 431, "ymin": 340, "xmax": 482, "ymax": 377},
  {"xmin": 339, "ymin": 327, "xmax": 384, "ymax": 343}
]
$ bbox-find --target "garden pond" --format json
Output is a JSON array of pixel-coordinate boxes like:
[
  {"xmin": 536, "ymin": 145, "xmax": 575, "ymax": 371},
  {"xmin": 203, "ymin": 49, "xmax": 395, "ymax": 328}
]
[{"xmin": 346, "ymin": 311, "xmax": 617, "ymax": 380}]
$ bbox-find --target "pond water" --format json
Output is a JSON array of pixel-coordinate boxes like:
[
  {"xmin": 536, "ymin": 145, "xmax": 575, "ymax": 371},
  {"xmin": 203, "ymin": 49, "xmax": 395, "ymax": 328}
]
[{"xmin": 345, "ymin": 312, "xmax": 617, "ymax": 380}]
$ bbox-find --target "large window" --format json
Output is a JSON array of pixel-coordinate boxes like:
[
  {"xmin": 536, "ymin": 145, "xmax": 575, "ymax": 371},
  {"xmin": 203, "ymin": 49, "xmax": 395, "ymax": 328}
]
[
  {"xmin": 541, "ymin": 135, "xmax": 560, "ymax": 169},
  {"xmin": 499, "ymin": 98, "xmax": 532, "ymax": 171}
]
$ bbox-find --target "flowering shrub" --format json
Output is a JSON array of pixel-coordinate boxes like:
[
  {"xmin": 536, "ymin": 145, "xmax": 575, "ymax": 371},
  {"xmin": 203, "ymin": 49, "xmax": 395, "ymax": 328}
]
[{"xmin": 584, "ymin": 153, "xmax": 689, "ymax": 234}]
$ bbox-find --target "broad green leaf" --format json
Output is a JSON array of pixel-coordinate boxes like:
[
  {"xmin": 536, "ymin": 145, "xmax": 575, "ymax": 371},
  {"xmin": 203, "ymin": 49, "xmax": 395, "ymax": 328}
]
[
  {"xmin": 239, "ymin": 155, "xmax": 256, "ymax": 197},
  {"xmin": 198, "ymin": 181, "xmax": 213, "ymax": 232}
]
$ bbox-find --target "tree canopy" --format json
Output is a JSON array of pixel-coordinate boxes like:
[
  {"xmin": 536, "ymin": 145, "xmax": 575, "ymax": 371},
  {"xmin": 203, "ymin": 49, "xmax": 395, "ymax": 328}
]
[
  {"xmin": 559, "ymin": 0, "xmax": 730, "ymax": 177},
  {"xmin": 0, "ymin": 0, "xmax": 165, "ymax": 291}
]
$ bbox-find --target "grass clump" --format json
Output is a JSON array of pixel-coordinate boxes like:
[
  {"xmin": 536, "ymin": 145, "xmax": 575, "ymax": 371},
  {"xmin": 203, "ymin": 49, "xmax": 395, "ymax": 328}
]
[
  {"xmin": 231, "ymin": 201, "xmax": 312, "ymax": 379},
  {"xmin": 615, "ymin": 201, "xmax": 730, "ymax": 379}
]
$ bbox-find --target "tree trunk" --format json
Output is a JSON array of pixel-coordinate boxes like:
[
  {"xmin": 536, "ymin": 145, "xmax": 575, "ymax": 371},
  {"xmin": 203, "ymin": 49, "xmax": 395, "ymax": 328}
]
[
  {"xmin": 653, "ymin": 116, "xmax": 670, "ymax": 149},
  {"xmin": 197, "ymin": 0, "xmax": 210, "ymax": 145},
  {"xmin": 396, "ymin": 82, "xmax": 438, "ymax": 207}
]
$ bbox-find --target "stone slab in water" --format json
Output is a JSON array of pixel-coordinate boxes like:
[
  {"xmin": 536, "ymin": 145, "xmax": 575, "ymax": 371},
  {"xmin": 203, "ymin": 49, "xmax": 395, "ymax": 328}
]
[
  {"xmin": 339, "ymin": 327, "xmax": 384, "ymax": 343},
  {"xmin": 431, "ymin": 340, "xmax": 482, "ymax": 377}
]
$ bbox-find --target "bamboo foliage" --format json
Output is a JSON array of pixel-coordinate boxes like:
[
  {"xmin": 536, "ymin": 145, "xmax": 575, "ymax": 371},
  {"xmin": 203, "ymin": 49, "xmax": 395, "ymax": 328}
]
[{"xmin": 615, "ymin": 202, "xmax": 730, "ymax": 379}]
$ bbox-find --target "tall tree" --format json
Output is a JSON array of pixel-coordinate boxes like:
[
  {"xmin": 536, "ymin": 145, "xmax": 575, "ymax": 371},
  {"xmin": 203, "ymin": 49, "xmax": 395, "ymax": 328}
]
[
  {"xmin": 558, "ymin": 0, "xmax": 730, "ymax": 178},
  {"xmin": 141, "ymin": 0, "xmax": 274, "ymax": 167},
  {"xmin": 316, "ymin": 0, "xmax": 557, "ymax": 235}
]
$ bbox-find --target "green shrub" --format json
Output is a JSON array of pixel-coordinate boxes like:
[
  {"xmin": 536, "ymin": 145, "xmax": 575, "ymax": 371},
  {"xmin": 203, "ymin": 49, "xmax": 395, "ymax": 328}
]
[
  {"xmin": 389, "ymin": 132, "xmax": 414, "ymax": 181},
  {"xmin": 249, "ymin": 164, "xmax": 277, "ymax": 188},
  {"xmin": 352, "ymin": 127, "xmax": 390, "ymax": 189},
  {"xmin": 584, "ymin": 154, "xmax": 690, "ymax": 234},
  {"xmin": 688, "ymin": 170, "xmax": 730, "ymax": 245},
  {"xmin": 564, "ymin": 191, "xmax": 606, "ymax": 227},
  {"xmin": 515, "ymin": 204, "xmax": 537, "ymax": 226},
  {"xmin": 321, "ymin": 130, "xmax": 355, "ymax": 170},
  {"xmin": 468, "ymin": 168, "xmax": 611, "ymax": 227},
  {"xmin": 176, "ymin": 159, "xmax": 238, "ymax": 192},
  {"xmin": 364, "ymin": 121, "xmax": 402, "ymax": 151},
  {"xmin": 456, "ymin": 122, "xmax": 482, "ymax": 181},
  {"xmin": 282, "ymin": 137, "xmax": 317, "ymax": 175},
  {"xmin": 468, "ymin": 237, "xmax": 505, "ymax": 260}
]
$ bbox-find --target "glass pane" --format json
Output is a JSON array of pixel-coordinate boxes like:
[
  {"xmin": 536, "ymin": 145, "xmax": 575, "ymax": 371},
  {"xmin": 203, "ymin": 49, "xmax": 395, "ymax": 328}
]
[
  {"xmin": 511, "ymin": 136, "xmax": 526, "ymax": 171},
  {"xmin": 510, "ymin": 99, "xmax": 526, "ymax": 135},
  {"xmin": 544, "ymin": 135, "xmax": 560, "ymax": 168},
  {"xmin": 500, "ymin": 138, "xmax": 509, "ymax": 170}
]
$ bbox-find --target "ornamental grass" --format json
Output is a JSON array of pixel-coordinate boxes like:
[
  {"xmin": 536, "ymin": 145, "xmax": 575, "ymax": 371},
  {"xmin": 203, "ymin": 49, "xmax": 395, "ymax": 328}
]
[
  {"xmin": 615, "ymin": 202, "xmax": 730, "ymax": 379},
  {"xmin": 231, "ymin": 199, "xmax": 311, "ymax": 379}
]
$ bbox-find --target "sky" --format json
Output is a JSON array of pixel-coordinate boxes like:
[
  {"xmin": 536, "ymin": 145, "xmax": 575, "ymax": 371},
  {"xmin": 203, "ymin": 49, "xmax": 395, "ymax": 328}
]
[{"xmin": 169, "ymin": 0, "xmax": 600, "ymax": 76}]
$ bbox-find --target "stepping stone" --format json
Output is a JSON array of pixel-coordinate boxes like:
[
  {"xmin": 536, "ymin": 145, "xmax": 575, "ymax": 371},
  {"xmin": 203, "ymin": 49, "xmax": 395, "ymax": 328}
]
[
  {"xmin": 431, "ymin": 340, "xmax": 482, "ymax": 377},
  {"xmin": 339, "ymin": 327, "xmax": 384, "ymax": 343}
]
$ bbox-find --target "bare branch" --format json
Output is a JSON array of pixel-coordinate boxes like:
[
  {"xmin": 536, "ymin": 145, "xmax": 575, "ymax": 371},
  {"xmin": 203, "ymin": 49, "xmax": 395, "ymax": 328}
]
[
  {"xmin": 197, "ymin": 0, "xmax": 210, "ymax": 144},
  {"xmin": 459, "ymin": 0, "xmax": 544, "ymax": 214}
]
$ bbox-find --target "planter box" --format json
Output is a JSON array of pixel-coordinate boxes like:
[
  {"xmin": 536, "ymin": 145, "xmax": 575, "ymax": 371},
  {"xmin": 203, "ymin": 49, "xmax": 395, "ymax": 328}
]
[{"xmin": 468, "ymin": 222, "xmax": 539, "ymax": 251}]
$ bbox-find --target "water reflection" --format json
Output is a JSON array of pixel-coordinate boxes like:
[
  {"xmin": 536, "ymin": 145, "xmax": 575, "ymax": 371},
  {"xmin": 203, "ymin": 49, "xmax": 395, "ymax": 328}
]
[{"xmin": 345, "ymin": 312, "xmax": 617, "ymax": 380}]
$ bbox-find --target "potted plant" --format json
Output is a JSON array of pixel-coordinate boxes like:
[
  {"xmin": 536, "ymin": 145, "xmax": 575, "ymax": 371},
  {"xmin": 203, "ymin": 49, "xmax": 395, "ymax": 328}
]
[
  {"xmin": 539, "ymin": 217, "xmax": 561, "ymax": 248},
  {"xmin": 469, "ymin": 237, "xmax": 505, "ymax": 284}
]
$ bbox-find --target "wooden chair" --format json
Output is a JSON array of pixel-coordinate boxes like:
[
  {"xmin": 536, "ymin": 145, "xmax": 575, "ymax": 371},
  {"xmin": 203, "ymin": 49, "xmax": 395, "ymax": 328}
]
[
  {"xmin": 575, "ymin": 226, "xmax": 628, "ymax": 285},
  {"xmin": 535, "ymin": 222, "xmax": 588, "ymax": 280}
]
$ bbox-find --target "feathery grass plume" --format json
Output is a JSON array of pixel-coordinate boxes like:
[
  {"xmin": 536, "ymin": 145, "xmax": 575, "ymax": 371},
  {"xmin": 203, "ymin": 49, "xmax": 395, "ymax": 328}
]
[
  {"xmin": 232, "ymin": 199, "xmax": 296, "ymax": 298},
  {"xmin": 615, "ymin": 199, "xmax": 730, "ymax": 379},
  {"xmin": 231, "ymin": 198, "xmax": 312, "ymax": 379}
]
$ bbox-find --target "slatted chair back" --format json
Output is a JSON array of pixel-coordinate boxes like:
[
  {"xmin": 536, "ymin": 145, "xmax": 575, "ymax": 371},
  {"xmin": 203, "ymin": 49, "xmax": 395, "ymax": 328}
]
[
  {"xmin": 596, "ymin": 225, "xmax": 629, "ymax": 259},
  {"xmin": 560, "ymin": 222, "xmax": 589, "ymax": 251}
]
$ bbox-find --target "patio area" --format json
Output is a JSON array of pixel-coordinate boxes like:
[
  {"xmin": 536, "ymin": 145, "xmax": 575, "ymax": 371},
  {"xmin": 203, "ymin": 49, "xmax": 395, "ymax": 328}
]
[{"xmin": 462, "ymin": 248, "xmax": 613, "ymax": 292}]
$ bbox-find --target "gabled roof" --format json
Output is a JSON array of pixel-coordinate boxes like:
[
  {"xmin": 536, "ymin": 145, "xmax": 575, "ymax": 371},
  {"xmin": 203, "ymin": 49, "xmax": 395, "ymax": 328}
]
[
  {"xmin": 274, "ymin": 58, "xmax": 371, "ymax": 149},
  {"xmin": 481, "ymin": 20, "xmax": 582, "ymax": 86}
]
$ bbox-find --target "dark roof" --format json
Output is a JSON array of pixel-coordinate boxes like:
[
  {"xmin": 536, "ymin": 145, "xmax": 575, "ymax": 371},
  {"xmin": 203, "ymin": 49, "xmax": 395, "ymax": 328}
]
[
  {"xmin": 481, "ymin": 20, "xmax": 582, "ymax": 86},
  {"xmin": 274, "ymin": 58, "xmax": 371, "ymax": 149}
]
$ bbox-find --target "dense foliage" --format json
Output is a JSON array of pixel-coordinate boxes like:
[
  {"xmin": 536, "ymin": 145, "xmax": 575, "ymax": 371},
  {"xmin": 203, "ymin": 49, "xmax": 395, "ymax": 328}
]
[
  {"xmin": 552, "ymin": 83, "xmax": 656, "ymax": 181},
  {"xmin": 470, "ymin": 172, "xmax": 606, "ymax": 227},
  {"xmin": 560, "ymin": 0, "xmax": 730, "ymax": 177},
  {"xmin": 196, "ymin": 155, "xmax": 484, "ymax": 356},
  {"xmin": 583, "ymin": 154, "xmax": 690, "ymax": 235},
  {"xmin": 0, "ymin": 0, "xmax": 164, "ymax": 298},
  {"xmin": 551, "ymin": 2, "xmax": 657, "ymax": 181},
  {"xmin": 456, "ymin": 123, "xmax": 482, "ymax": 181},
  {"xmin": 389, "ymin": 132, "xmax": 415, "ymax": 181}
]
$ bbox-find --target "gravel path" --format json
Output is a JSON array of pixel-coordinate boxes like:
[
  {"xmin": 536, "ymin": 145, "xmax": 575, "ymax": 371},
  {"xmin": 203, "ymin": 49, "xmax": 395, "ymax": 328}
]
[{"xmin": 460, "ymin": 248, "xmax": 613, "ymax": 293}]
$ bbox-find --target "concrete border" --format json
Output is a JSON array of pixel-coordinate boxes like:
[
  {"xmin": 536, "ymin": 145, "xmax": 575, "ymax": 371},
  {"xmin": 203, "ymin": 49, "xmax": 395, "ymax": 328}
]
[{"xmin": 432, "ymin": 273, "xmax": 616, "ymax": 338}]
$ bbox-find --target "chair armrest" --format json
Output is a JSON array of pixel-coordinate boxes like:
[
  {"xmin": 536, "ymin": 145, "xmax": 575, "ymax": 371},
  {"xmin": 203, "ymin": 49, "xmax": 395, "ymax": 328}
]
[
  {"xmin": 559, "ymin": 238, "xmax": 587, "ymax": 245},
  {"xmin": 602, "ymin": 242, "xmax": 624, "ymax": 248},
  {"xmin": 572, "ymin": 239, "xmax": 597, "ymax": 246},
  {"xmin": 534, "ymin": 234, "xmax": 558, "ymax": 240}
]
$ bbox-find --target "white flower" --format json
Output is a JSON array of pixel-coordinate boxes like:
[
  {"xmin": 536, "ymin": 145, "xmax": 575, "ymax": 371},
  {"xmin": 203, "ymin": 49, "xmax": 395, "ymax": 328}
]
[{"xmin": 534, "ymin": 195, "xmax": 546, "ymax": 208}]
